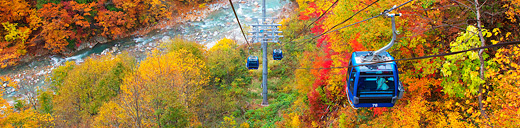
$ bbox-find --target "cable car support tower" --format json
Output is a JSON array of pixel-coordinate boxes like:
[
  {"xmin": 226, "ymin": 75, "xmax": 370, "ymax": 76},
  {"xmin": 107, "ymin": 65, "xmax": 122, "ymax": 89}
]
[{"xmin": 249, "ymin": 0, "xmax": 283, "ymax": 106}]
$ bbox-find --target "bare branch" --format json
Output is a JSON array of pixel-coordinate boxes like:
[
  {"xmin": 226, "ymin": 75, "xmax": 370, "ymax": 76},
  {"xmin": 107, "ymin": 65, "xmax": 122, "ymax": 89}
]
[
  {"xmin": 466, "ymin": 0, "xmax": 476, "ymax": 6},
  {"xmin": 483, "ymin": 11, "xmax": 506, "ymax": 16},
  {"xmin": 411, "ymin": 13, "xmax": 477, "ymax": 35},
  {"xmin": 451, "ymin": 0, "xmax": 476, "ymax": 13},
  {"xmin": 480, "ymin": 0, "xmax": 488, "ymax": 9}
]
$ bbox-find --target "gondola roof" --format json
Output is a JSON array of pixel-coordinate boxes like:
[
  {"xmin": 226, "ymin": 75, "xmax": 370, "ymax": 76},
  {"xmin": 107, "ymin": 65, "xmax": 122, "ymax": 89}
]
[{"xmin": 351, "ymin": 51, "xmax": 396, "ymax": 72}]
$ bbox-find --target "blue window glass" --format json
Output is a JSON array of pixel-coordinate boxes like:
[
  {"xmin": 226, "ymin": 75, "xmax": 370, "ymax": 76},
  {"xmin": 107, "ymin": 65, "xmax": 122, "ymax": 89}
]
[{"xmin": 357, "ymin": 77, "xmax": 395, "ymax": 97}]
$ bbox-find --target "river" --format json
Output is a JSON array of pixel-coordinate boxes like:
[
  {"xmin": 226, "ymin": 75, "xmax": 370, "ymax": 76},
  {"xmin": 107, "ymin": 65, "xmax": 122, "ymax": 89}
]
[{"xmin": 0, "ymin": 0, "xmax": 294, "ymax": 103}]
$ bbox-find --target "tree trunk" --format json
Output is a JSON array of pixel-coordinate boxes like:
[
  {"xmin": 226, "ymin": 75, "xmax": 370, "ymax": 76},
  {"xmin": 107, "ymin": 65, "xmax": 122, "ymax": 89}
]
[{"xmin": 474, "ymin": 0, "xmax": 489, "ymax": 119}]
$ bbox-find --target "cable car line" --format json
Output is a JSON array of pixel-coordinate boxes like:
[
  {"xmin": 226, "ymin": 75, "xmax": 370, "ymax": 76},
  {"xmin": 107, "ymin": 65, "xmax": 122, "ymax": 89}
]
[
  {"xmin": 285, "ymin": 0, "xmax": 409, "ymax": 48},
  {"xmin": 228, "ymin": 0, "xmax": 251, "ymax": 47},
  {"xmin": 293, "ymin": 11, "xmax": 478, "ymax": 55},
  {"xmin": 289, "ymin": 9, "xmax": 389, "ymax": 48},
  {"xmin": 311, "ymin": 12, "xmax": 381, "ymax": 41},
  {"xmin": 284, "ymin": 0, "xmax": 342, "ymax": 46},
  {"xmin": 312, "ymin": 0, "xmax": 413, "ymax": 41},
  {"xmin": 294, "ymin": 40, "xmax": 520, "ymax": 70},
  {"xmin": 325, "ymin": 0, "xmax": 380, "ymax": 35},
  {"xmin": 304, "ymin": 0, "xmax": 340, "ymax": 30}
]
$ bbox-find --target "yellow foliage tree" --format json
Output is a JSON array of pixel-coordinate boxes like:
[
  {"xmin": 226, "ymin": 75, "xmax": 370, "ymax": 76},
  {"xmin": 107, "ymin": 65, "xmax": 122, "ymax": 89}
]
[
  {"xmin": 92, "ymin": 101, "xmax": 131, "ymax": 127},
  {"xmin": 0, "ymin": 76, "xmax": 54, "ymax": 127},
  {"xmin": 51, "ymin": 53, "xmax": 134, "ymax": 126},
  {"xmin": 207, "ymin": 38, "xmax": 242, "ymax": 84},
  {"xmin": 117, "ymin": 40, "xmax": 208, "ymax": 127}
]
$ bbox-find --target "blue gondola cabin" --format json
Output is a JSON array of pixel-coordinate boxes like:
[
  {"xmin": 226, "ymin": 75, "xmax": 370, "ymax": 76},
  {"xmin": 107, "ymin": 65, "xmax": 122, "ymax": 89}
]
[
  {"xmin": 246, "ymin": 56, "xmax": 259, "ymax": 70},
  {"xmin": 346, "ymin": 51, "xmax": 404, "ymax": 109},
  {"xmin": 273, "ymin": 49, "xmax": 283, "ymax": 60}
]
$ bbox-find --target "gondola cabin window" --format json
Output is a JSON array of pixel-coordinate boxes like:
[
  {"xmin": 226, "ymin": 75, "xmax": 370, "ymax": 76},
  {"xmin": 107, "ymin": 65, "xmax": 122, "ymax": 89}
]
[
  {"xmin": 348, "ymin": 68, "xmax": 356, "ymax": 94},
  {"xmin": 357, "ymin": 76, "xmax": 395, "ymax": 98}
]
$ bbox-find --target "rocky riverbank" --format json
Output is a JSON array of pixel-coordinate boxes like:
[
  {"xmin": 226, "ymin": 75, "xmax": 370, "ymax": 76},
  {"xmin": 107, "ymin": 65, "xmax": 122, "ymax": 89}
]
[
  {"xmin": 1, "ymin": 0, "xmax": 297, "ymax": 105},
  {"xmin": 9, "ymin": 0, "xmax": 234, "ymax": 71},
  {"xmin": 75, "ymin": 0, "xmax": 235, "ymax": 52}
]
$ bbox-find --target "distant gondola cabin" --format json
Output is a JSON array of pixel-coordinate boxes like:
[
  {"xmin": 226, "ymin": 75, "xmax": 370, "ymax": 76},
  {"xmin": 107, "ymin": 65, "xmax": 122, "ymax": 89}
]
[
  {"xmin": 273, "ymin": 49, "xmax": 283, "ymax": 60},
  {"xmin": 346, "ymin": 51, "xmax": 404, "ymax": 109},
  {"xmin": 246, "ymin": 56, "xmax": 259, "ymax": 70}
]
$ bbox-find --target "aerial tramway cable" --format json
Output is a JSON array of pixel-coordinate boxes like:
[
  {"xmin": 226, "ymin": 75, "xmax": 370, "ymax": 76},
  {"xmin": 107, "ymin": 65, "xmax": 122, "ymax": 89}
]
[
  {"xmin": 228, "ymin": 0, "xmax": 251, "ymax": 47},
  {"xmin": 281, "ymin": 0, "xmax": 344, "ymax": 47},
  {"xmin": 295, "ymin": 40, "xmax": 520, "ymax": 70},
  {"xmin": 310, "ymin": 0, "xmax": 412, "ymax": 41},
  {"xmin": 284, "ymin": 0, "xmax": 382, "ymax": 47},
  {"xmin": 303, "ymin": 0, "xmax": 341, "ymax": 30},
  {"xmin": 324, "ymin": 0, "xmax": 380, "ymax": 35}
]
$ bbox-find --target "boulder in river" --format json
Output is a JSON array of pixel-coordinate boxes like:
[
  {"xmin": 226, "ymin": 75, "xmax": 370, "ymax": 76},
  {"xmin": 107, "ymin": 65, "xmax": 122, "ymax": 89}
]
[
  {"xmin": 112, "ymin": 46, "xmax": 118, "ymax": 53},
  {"xmin": 161, "ymin": 36, "xmax": 171, "ymax": 42},
  {"xmin": 76, "ymin": 36, "xmax": 108, "ymax": 51},
  {"xmin": 245, "ymin": 17, "xmax": 253, "ymax": 21}
]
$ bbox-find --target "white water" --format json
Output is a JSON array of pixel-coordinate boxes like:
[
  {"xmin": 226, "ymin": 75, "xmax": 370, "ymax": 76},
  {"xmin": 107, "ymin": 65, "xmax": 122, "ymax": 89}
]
[{"xmin": 1, "ymin": 0, "xmax": 293, "ymax": 102}]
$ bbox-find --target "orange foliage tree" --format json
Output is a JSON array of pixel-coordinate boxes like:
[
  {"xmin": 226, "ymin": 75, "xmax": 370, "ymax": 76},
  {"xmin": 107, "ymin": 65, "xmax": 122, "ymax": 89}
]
[
  {"xmin": 38, "ymin": 1, "xmax": 95, "ymax": 53},
  {"xmin": 0, "ymin": 0, "xmax": 207, "ymax": 68},
  {"xmin": 0, "ymin": 0, "xmax": 40, "ymax": 68}
]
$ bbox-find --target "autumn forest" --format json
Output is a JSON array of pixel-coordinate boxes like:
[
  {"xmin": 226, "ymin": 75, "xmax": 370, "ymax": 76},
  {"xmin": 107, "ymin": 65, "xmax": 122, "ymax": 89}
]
[{"xmin": 1, "ymin": 0, "xmax": 520, "ymax": 127}]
